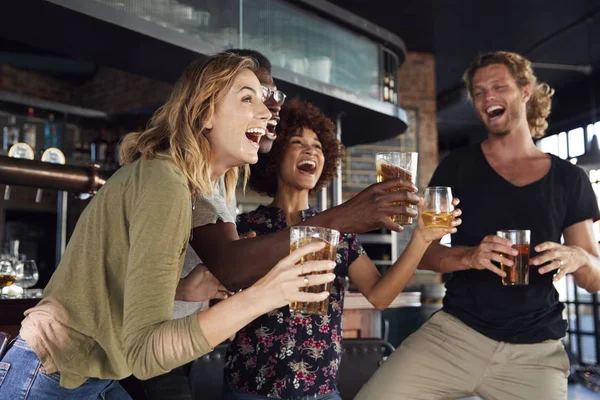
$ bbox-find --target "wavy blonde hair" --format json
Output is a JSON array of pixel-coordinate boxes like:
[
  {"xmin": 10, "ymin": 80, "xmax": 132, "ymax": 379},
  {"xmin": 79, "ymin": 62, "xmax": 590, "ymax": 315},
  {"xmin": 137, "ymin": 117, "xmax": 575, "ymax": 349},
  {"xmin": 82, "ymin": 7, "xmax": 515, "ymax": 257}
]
[
  {"xmin": 120, "ymin": 52, "xmax": 257, "ymax": 199},
  {"xmin": 462, "ymin": 51, "xmax": 555, "ymax": 139}
]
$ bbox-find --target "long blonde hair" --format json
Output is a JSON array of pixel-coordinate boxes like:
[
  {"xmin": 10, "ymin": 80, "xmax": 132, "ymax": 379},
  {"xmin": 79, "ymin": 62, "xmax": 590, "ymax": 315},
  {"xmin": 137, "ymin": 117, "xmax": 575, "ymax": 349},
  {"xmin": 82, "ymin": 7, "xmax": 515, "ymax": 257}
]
[
  {"xmin": 462, "ymin": 51, "xmax": 554, "ymax": 139},
  {"xmin": 119, "ymin": 52, "xmax": 257, "ymax": 199}
]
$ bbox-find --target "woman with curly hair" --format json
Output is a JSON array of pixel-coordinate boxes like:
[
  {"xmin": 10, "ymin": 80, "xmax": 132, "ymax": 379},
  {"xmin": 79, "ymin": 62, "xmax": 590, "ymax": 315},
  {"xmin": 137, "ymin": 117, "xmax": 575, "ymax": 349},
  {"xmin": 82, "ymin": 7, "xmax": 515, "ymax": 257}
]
[{"xmin": 222, "ymin": 98, "xmax": 461, "ymax": 400}]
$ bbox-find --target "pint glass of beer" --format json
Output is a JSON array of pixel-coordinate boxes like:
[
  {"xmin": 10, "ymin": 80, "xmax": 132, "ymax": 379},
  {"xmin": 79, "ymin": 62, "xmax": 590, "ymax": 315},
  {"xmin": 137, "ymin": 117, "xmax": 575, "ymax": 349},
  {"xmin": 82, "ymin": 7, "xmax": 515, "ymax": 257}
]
[
  {"xmin": 376, "ymin": 152, "xmax": 418, "ymax": 225},
  {"xmin": 289, "ymin": 226, "xmax": 340, "ymax": 315},
  {"xmin": 496, "ymin": 229, "xmax": 531, "ymax": 286},
  {"xmin": 423, "ymin": 186, "xmax": 454, "ymax": 228}
]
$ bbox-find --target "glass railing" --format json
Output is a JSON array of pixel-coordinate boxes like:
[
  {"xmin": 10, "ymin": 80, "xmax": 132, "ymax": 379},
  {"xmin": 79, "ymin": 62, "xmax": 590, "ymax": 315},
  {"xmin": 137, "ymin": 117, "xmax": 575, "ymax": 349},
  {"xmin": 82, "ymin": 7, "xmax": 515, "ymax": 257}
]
[{"xmin": 93, "ymin": 0, "xmax": 381, "ymax": 99}]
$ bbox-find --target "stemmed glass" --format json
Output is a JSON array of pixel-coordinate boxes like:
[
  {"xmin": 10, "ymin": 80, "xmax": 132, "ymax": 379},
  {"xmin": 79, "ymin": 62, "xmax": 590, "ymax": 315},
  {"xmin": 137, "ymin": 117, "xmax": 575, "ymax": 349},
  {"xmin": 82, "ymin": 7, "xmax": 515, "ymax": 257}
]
[{"xmin": 14, "ymin": 260, "xmax": 39, "ymax": 298}]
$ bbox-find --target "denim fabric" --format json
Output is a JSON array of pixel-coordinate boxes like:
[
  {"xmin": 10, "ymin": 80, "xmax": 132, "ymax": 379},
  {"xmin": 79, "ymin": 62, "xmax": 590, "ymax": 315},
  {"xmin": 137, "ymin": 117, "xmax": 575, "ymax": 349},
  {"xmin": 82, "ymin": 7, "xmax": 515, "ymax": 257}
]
[{"xmin": 0, "ymin": 336, "xmax": 131, "ymax": 400}]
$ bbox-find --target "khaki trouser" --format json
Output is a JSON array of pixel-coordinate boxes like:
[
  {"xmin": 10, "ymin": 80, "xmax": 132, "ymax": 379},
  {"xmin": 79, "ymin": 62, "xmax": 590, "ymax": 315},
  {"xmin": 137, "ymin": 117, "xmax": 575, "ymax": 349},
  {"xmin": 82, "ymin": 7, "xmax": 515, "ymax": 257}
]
[{"xmin": 355, "ymin": 311, "xmax": 569, "ymax": 400}]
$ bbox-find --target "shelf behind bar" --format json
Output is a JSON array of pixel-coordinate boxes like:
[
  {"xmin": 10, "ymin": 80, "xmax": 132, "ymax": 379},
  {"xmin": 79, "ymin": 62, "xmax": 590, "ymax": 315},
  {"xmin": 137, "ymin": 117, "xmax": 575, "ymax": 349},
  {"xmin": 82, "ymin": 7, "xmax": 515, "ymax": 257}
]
[
  {"xmin": 24, "ymin": 0, "xmax": 409, "ymax": 147},
  {"xmin": 358, "ymin": 233, "xmax": 392, "ymax": 244},
  {"xmin": 0, "ymin": 90, "xmax": 108, "ymax": 119}
]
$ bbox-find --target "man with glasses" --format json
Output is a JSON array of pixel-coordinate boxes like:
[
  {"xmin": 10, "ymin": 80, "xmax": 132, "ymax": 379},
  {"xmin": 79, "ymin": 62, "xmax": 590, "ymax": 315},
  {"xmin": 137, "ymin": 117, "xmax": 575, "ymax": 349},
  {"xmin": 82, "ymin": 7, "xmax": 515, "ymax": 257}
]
[{"xmin": 232, "ymin": 49, "xmax": 286, "ymax": 155}]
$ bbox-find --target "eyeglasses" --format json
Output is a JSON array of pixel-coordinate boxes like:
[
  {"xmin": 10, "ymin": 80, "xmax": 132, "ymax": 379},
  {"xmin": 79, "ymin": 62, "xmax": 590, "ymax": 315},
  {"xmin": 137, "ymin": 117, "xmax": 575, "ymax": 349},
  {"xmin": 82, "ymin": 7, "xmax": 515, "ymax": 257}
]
[{"xmin": 261, "ymin": 86, "xmax": 286, "ymax": 106}]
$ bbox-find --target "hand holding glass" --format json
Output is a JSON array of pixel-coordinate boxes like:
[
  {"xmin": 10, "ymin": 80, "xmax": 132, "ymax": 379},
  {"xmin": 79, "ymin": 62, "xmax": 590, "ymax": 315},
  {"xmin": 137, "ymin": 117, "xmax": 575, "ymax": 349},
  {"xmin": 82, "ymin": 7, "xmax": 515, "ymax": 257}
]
[
  {"xmin": 376, "ymin": 152, "xmax": 418, "ymax": 225},
  {"xmin": 289, "ymin": 226, "xmax": 339, "ymax": 316},
  {"xmin": 423, "ymin": 186, "xmax": 455, "ymax": 228},
  {"xmin": 497, "ymin": 230, "xmax": 530, "ymax": 285}
]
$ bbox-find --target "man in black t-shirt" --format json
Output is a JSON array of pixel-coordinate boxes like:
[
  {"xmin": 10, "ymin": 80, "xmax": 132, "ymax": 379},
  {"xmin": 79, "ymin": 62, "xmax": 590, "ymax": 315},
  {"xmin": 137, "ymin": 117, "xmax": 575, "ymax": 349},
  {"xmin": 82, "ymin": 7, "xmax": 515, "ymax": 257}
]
[{"xmin": 357, "ymin": 52, "xmax": 600, "ymax": 400}]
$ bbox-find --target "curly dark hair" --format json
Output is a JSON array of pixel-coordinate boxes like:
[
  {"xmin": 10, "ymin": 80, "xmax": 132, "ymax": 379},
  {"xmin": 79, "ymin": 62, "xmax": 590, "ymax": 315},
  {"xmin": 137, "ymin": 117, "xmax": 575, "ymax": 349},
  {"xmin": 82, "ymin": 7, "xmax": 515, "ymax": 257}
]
[{"xmin": 249, "ymin": 97, "xmax": 344, "ymax": 197}]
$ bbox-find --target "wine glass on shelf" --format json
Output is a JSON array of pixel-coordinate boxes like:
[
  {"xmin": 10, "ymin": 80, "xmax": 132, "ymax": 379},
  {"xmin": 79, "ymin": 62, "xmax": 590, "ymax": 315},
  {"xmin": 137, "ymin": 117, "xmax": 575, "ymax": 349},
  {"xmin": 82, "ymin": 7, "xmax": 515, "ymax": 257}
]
[
  {"xmin": 14, "ymin": 260, "xmax": 39, "ymax": 298},
  {"xmin": 0, "ymin": 258, "xmax": 17, "ymax": 298}
]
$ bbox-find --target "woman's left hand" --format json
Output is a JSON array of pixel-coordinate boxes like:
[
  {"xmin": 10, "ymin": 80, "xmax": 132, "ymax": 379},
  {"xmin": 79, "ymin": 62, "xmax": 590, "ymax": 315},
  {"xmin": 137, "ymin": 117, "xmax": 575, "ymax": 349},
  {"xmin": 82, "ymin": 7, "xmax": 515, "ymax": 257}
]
[
  {"xmin": 531, "ymin": 242, "xmax": 589, "ymax": 281},
  {"xmin": 175, "ymin": 263, "xmax": 231, "ymax": 302},
  {"xmin": 414, "ymin": 197, "xmax": 461, "ymax": 243}
]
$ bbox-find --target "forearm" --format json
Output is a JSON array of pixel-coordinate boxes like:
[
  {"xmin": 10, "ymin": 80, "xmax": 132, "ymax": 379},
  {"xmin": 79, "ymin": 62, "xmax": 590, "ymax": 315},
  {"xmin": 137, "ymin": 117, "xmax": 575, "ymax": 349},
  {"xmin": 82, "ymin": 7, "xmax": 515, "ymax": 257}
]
[
  {"xmin": 299, "ymin": 207, "xmax": 352, "ymax": 232},
  {"xmin": 192, "ymin": 228, "xmax": 289, "ymax": 291},
  {"xmin": 418, "ymin": 241, "xmax": 473, "ymax": 273},
  {"xmin": 197, "ymin": 287, "xmax": 266, "ymax": 347},
  {"xmin": 573, "ymin": 248, "xmax": 600, "ymax": 293},
  {"xmin": 124, "ymin": 313, "xmax": 212, "ymax": 379},
  {"xmin": 365, "ymin": 234, "xmax": 429, "ymax": 310},
  {"xmin": 192, "ymin": 208, "xmax": 360, "ymax": 292}
]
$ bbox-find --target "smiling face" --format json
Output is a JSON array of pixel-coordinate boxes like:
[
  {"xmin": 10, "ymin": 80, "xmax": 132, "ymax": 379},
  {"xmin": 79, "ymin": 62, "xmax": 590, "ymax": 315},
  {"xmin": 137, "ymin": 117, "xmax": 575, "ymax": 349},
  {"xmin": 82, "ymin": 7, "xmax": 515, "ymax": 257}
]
[
  {"xmin": 255, "ymin": 67, "xmax": 282, "ymax": 154},
  {"xmin": 204, "ymin": 68, "xmax": 271, "ymax": 169},
  {"xmin": 471, "ymin": 64, "xmax": 531, "ymax": 136},
  {"xmin": 277, "ymin": 127, "xmax": 325, "ymax": 192}
]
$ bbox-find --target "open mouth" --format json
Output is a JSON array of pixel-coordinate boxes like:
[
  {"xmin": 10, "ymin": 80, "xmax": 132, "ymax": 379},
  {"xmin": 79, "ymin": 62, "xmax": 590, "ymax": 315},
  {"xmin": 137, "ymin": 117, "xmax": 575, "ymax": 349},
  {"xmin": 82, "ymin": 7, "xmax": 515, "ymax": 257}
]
[
  {"xmin": 265, "ymin": 118, "xmax": 278, "ymax": 140},
  {"xmin": 297, "ymin": 159, "xmax": 317, "ymax": 175},
  {"xmin": 245, "ymin": 127, "xmax": 265, "ymax": 147},
  {"xmin": 486, "ymin": 105, "xmax": 506, "ymax": 121}
]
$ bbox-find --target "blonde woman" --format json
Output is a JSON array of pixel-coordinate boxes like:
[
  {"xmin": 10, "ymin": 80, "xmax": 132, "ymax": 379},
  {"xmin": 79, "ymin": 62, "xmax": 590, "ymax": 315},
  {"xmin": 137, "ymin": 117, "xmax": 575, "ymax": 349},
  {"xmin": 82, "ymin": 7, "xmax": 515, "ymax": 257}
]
[{"xmin": 0, "ymin": 53, "xmax": 335, "ymax": 400}]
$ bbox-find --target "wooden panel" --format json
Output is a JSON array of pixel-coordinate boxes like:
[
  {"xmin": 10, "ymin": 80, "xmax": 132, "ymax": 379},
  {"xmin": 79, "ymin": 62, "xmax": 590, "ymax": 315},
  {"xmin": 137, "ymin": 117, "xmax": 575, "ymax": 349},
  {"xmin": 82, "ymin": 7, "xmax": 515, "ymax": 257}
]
[{"xmin": 342, "ymin": 308, "xmax": 376, "ymax": 338}]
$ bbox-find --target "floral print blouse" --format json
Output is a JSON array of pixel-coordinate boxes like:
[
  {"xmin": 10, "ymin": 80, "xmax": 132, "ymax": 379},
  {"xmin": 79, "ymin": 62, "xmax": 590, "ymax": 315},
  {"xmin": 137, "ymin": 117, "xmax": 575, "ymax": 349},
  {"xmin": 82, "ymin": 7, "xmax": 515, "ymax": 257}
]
[{"xmin": 224, "ymin": 205, "xmax": 365, "ymax": 399}]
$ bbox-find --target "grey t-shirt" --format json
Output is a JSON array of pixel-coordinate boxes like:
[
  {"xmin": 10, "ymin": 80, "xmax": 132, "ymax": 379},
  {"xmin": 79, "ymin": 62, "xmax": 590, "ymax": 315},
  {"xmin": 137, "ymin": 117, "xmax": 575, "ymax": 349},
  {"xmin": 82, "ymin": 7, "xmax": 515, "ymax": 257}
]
[{"xmin": 172, "ymin": 180, "xmax": 236, "ymax": 319}]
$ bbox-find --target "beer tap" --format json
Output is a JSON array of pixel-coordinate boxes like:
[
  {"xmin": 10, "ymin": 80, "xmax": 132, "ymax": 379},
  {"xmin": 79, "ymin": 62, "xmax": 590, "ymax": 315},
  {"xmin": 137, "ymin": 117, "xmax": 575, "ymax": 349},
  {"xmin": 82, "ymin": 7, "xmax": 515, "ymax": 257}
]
[
  {"xmin": 4, "ymin": 143, "xmax": 35, "ymax": 200},
  {"xmin": 35, "ymin": 147, "xmax": 66, "ymax": 203}
]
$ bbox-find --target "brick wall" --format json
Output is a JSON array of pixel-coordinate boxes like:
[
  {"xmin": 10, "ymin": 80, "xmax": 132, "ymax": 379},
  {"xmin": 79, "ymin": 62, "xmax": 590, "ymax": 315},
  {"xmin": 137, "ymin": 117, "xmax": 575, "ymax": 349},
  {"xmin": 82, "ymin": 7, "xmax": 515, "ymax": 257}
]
[
  {"xmin": 398, "ymin": 52, "xmax": 438, "ymax": 189},
  {"xmin": 397, "ymin": 52, "xmax": 442, "ymax": 287},
  {"xmin": 0, "ymin": 64, "xmax": 76, "ymax": 104},
  {"xmin": 0, "ymin": 64, "xmax": 172, "ymax": 114},
  {"xmin": 76, "ymin": 67, "xmax": 172, "ymax": 114}
]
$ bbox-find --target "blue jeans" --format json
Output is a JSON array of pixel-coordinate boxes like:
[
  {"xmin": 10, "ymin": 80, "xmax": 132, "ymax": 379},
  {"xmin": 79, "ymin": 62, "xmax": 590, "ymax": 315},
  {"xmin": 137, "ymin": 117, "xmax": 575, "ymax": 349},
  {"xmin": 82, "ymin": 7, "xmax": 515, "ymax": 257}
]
[
  {"xmin": 0, "ymin": 336, "xmax": 131, "ymax": 400},
  {"xmin": 222, "ymin": 381, "xmax": 342, "ymax": 400}
]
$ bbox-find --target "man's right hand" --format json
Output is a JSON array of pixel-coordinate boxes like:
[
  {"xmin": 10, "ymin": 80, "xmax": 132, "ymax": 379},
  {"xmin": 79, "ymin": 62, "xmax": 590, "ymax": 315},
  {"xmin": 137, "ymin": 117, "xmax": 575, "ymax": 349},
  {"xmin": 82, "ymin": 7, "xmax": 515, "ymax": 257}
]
[
  {"xmin": 466, "ymin": 235, "xmax": 518, "ymax": 277},
  {"xmin": 329, "ymin": 178, "xmax": 420, "ymax": 233}
]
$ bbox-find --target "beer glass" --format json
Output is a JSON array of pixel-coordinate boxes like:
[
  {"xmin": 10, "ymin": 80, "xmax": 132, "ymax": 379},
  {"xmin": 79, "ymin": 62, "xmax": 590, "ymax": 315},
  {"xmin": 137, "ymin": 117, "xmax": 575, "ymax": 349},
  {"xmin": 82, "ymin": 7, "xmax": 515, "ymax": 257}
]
[
  {"xmin": 423, "ymin": 186, "xmax": 454, "ymax": 228},
  {"xmin": 376, "ymin": 152, "xmax": 418, "ymax": 225},
  {"xmin": 496, "ymin": 230, "xmax": 531, "ymax": 286},
  {"xmin": 289, "ymin": 226, "xmax": 340, "ymax": 315}
]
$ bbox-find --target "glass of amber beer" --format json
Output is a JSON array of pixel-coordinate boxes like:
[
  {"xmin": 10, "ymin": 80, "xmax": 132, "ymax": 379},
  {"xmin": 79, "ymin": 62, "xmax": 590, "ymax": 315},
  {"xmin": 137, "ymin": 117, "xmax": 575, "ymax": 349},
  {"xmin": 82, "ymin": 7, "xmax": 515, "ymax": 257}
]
[
  {"xmin": 496, "ymin": 230, "xmax": 531, "ymax": 286},
  {"xmin": 289, "ymin": 226, "xmax": 340, "ymax": 315},
  {"xmin": 423, "ymin": 187, "xmax": 454, "ymax": 228},
  {"xmin": 376, "ymin": 152, "xmax": 418, "ymax": 225}
]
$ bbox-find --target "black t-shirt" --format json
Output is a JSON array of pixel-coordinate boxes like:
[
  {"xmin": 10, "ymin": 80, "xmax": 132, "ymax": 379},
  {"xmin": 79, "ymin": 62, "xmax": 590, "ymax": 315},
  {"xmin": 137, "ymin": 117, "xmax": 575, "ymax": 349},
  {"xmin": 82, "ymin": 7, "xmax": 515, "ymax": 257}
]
[{"xmin": 429, "ymin": 144, "xmax": 600, "ymax": 343}]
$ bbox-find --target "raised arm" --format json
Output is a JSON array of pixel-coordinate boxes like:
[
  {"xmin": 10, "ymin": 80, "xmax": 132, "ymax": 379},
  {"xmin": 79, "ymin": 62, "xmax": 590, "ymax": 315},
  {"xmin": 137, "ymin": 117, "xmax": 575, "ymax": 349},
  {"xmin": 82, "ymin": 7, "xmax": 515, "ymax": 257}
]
[
  {"xmin": 192, "ymin": 178, "xmax": 420, "ymax": 291},
  {"xmin": 350, "ymin": 201, "xmax": 458, "ymax": 310}
]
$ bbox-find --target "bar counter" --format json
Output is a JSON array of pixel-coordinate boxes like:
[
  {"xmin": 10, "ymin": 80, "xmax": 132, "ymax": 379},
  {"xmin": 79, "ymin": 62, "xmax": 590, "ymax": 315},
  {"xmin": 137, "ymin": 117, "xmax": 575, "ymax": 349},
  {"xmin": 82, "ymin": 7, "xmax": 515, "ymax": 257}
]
[
  {"xmin": 342, "ymin": 291, "xmax": 421, "ymax": 338},
  {"xmin": 0, "ymin": 292, "xmax": 421, "ymax": 340}
]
